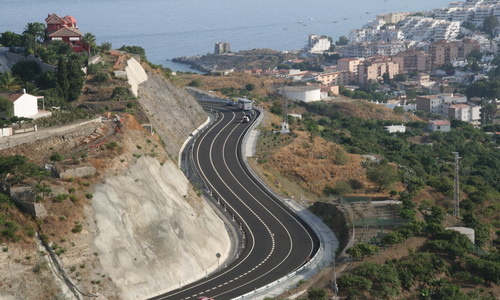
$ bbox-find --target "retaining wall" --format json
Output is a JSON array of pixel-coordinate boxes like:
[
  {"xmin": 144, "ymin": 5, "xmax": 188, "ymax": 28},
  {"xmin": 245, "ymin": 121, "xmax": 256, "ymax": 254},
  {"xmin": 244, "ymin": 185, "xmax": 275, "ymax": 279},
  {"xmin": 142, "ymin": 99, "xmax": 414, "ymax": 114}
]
[{"xmin": 5, "ymin": 52, "xmax": 55, "ymax": 72}]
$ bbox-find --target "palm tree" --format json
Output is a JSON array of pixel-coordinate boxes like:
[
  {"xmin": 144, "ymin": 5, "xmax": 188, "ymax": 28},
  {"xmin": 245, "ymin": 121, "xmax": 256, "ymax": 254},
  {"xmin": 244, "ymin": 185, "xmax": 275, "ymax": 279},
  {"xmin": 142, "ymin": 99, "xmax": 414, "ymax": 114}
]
[
  {"xmin": 23, "ymin": 82, "xmax": 40, "ymax": 95},
  {"xmin": 0, "ymin": 72, "xmax": 21, "ymax": 92},
  {"xmin": 23, "ymin": 22, "xmax": 46, "ymax": 42},
  {"xmin": 82, "ymin": 33, "xmax": 97, "ymax": 54}
]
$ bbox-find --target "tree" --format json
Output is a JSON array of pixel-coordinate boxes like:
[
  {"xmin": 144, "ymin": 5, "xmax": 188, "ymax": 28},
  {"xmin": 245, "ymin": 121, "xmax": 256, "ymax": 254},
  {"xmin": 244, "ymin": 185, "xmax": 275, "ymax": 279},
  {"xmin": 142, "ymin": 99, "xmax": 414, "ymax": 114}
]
[
  {"xmin": 67, "ymin": 56, "xmax": 85, "ymax": 101},
  {"xmin": 382, "ymin": 72, "xmax": 391, "ymax": 84},
  {"xmin": 188, "ymin": 79, "xmax": 202, "ymax": 87},
  {"xmin": 100, "ymin": 42, "xmax": 112, "ymax": 51},
  {"xmin": 56, "ymin": 56, "xmax": 69, "ymax": 101},
  {"xmin": 82, "ymin": 32, "xmax": 96, "ymax": 54},
  {"xmin": 393, "ymin": 106, "xmax": 405, "ymax": 115},
  {"xmin": 0, "ymin": 31, "xmax": 23, "ymax": 47},
  {"xmin": 11, "ymin": 60, "xmax": 40, "ymax": 82},
  {"xmin": 33, "ymin": 183, "xmax": 52, "ymax": 202},
  {"xmin": 480, "ymin": 103, "xmax": 498, "ymax": 125},
  {"xmin": 482, "ymin": 15, "xmax": 499, "ymax": 37},
  {"xmin": 23, "ymin": 22, "xmax": 46, "ymax": 42},
  {"xmin": 307, "ymin": 288, "xmax": 327, "ymax": 300},
  {"xmin": 346, "ymin": 242, "xmax": 378, "ymax": 260},
  {"xmin": 119, "ymin": 45, "xmax": 147, "ymax": 61},
  {"xmin": 0, "ymin": 95, "xmax": 14, "ymax": 119},
  {"xmin": 0, "ymin": 71, "xmax": 21, "ymax": 92},
  {"xmin": 336, "ymin": 36, "xmax": 348, "ymax": 46},
  {"xmin": 245, "ymin": 83, "xmax": 255, "ymax": 91},
  {"xmin": 365, "ymin": 162, "xmax": 399, "ymax": 192}
]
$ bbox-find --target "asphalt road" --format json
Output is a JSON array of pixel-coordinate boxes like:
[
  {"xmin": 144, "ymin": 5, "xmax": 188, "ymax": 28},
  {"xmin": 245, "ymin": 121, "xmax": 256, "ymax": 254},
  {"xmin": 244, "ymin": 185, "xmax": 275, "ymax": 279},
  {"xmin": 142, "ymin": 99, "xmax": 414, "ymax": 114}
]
[{"xmin": 150, "ymin": 104, "xmax": 319, "ymax": 300}]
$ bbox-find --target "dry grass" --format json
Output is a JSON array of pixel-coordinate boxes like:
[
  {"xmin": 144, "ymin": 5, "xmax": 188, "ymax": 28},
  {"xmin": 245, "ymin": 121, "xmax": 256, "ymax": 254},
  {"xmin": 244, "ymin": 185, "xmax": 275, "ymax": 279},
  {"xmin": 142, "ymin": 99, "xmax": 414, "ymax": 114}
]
[
  {"xmin": 257, "ymin": 130, "xmax": 401, "ymax": 198},
  {"xmin": 176, "ymin": 73, "xmax": 288, "ymax": 98}
]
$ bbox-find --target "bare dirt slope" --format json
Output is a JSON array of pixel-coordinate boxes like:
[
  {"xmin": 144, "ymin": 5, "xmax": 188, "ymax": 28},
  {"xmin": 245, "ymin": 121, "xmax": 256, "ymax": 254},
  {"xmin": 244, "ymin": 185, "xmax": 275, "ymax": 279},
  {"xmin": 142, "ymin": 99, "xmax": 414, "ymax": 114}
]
[{"xmin": 137, "ymin": 69, "xmax": 207, "ymax": 161}]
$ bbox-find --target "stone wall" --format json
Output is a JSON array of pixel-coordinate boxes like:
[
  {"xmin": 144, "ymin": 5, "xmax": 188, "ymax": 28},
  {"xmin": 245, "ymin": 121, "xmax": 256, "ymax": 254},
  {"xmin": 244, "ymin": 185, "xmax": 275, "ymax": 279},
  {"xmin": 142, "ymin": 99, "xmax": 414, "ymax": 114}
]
[
  {"xmin": 55, "ymin": 165, "xmax": 96, "ymax": 180},
  {"xmin": 14, "ymin": 200, "xmax": 48, "ymax": 218},
  {"xmin": 5, "ymin": 52, "xmax": 56, "ymax": 73},
  {"xmin": 309, "ymin": 201, "xmax": 351, "ymax": 256}
]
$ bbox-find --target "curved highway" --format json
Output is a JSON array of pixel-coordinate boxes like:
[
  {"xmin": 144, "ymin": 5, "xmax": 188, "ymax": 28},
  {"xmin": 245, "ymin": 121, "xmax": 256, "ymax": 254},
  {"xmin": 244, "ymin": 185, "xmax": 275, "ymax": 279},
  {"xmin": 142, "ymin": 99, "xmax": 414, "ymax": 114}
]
[{"xmin": 150, "ymin": 103, "xmax": 319, "ymax": 300}]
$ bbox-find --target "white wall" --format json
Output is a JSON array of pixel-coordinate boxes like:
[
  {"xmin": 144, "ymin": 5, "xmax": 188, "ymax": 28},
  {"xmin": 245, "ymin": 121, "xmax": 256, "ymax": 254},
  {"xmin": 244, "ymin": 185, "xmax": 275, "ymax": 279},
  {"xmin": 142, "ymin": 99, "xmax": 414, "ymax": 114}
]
[
  {"xmin": 285, "ymin": 89, "xmax": 321, "ymax": 102},
  {"xmin": 14, "ymin": 94, "xmax": 38, "ymax": 118}
]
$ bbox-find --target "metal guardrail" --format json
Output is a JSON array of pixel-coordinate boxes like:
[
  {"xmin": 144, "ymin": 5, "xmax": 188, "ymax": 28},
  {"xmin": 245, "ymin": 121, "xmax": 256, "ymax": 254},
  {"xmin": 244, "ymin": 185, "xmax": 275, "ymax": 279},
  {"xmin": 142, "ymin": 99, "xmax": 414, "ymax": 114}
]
[
  {"xmin": 231, "ymin": 107, "xmax": 325, "ymax": 300},
  {"xmin": 182, "ymin": 101, "xmax": 326, "ymax": 300}
]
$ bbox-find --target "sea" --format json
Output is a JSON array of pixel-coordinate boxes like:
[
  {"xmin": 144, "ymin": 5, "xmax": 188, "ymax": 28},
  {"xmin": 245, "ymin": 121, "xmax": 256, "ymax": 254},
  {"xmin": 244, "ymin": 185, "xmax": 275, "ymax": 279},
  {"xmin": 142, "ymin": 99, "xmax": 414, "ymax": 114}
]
[{"xmin": 1, "ymin": 0, "xmax": 457, "ymax": 72}]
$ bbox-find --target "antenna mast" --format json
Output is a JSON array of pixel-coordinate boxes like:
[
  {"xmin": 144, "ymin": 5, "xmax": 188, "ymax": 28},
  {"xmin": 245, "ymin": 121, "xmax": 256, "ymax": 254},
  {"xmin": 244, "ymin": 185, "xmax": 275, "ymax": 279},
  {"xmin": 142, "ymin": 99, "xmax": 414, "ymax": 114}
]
[{"xmin": 452, "ymin": 152, "xmax": 461, "ymax": 217}]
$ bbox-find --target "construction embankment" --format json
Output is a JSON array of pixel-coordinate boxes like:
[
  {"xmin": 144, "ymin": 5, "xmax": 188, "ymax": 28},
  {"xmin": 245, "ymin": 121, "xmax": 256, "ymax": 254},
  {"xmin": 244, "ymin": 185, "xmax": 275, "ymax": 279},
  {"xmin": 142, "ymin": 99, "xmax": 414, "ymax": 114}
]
[{"xmin": 91, "ymin": 58, "xmax": 230, "ymax": 300}]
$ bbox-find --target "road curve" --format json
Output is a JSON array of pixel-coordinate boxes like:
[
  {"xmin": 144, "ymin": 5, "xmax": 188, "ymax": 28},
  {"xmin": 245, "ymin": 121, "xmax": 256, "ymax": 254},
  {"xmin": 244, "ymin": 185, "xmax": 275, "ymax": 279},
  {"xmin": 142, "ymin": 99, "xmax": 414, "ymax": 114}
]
[{"xmin": 150, "ymin": 103, "xmax": 319, "ymax": 300}]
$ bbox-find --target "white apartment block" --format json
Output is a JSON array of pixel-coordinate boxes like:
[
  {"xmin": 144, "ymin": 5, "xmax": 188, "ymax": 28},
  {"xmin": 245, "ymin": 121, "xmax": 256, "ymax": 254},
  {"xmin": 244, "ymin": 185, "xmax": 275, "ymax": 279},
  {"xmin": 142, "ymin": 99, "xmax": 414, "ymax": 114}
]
[
  {"xmin": 416, "ymin": 93, "xmax": 481, "ymax": 123},
  {"xmin": 399, "ymin": 17, "xmax": 460, "ymax": 42},
  {"xmin": 307, "ymin": 34, "xmax": 331, "ymax": 54},
  {"xmin": 376, "ymin": 12, "xmax": 411, "ymax": 24},
  {"xmin": 349, "ymin": 28, "xmax": 404, "ymax": 44},
  {"xmin": 340, "ymin": 42, "xmax": 406, "ymax": 57},
  {"xmin": 448, "ymin": 104, "xmax": 482, "ymax": 123},
  {"xmin": 434, "ymin": 0, "xmax": 500, "ymax": 27}
]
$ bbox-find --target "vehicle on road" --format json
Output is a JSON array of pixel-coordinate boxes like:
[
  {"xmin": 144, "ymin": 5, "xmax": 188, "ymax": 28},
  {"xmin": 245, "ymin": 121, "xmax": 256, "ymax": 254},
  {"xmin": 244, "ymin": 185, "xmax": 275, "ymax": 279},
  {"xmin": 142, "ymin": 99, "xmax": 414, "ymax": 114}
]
[
  {"xmin": 196, "ymin": 297, "xmax": 214, "ymax": 300},
  {"xmin": 242, "ymin": 115, "xmax": 250, "ymax": 123},
  {"xmin": 238, "ymin": 98, "xmax": 252, "ymax": 111}
]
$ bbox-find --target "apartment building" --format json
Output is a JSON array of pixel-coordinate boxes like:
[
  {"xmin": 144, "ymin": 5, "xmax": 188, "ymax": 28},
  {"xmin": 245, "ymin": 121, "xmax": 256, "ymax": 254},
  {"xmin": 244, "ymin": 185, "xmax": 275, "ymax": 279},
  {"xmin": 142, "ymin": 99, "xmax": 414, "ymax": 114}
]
[
  {"xmin": 340, "ymin": 42, "xmax": 406, "ymax": 57},
  {"xmin": 358, "ymin": 56, "xmax": 400, "ymax": 84},
  {"xmin": 376, "ymin": 12, "xmax": 411, "ymax": 24},
  {"xmin": 448, "ymin": 104, "xmax": 481, "ymax": 123},
  {"xmin": 315, "ymin": 70, "xmax": 352, "ymax": 86},
  {"xmin": 399, "ymin": 17, "xmax": 460, "ymax": 42},
  {"xmin": 416, "ymin": 93, "xmax": 468, "ymax": 115},
  {"xmin": 307, "ymin": 34, "xmax": 331, "ymax": 54},
  {"xmin": 428, "ymin": 38, "xmax": 480, "ymax": 68},
  {"xmin": 392, "ymin": 50, "xmax": 431, "ymax": 73}
]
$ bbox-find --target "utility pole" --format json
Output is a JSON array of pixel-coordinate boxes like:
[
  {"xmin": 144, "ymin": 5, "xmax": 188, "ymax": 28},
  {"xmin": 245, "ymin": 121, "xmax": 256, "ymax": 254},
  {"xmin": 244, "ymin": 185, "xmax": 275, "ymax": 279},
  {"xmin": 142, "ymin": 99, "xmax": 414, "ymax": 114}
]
[
  {"xmin": 452, "ymin": 152, "xmax": 461, "ymax": 217},
  {"xmin": 331, "ymin": 242, "xmax": 338, "ymax": 298}
]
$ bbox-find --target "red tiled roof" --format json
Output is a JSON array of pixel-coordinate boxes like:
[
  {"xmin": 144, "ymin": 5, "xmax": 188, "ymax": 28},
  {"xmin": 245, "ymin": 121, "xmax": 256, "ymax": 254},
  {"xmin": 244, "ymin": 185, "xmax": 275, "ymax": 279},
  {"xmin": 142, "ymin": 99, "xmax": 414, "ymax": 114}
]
[
  {"xmin": 64, "ymin": 15, "xmax": 77, "ymax": 24},
  {"xmin": 0, "ymin": 92, "xmax": 23, "ymax": 102},
  {"xmin": 45, "ymin": 13, "xmax": 63, "ymax": 24},
  {"xmin": 49, "ymin": 26, "xmax": 82, "ymax": 38}
]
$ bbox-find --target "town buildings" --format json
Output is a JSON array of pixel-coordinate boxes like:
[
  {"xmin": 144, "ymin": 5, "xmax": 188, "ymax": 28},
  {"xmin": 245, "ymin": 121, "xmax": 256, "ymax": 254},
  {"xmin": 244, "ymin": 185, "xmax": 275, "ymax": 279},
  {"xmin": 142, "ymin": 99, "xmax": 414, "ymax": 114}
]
[
  {"xmin": 428, "ymin": 39, "xmax": 481, "ymax": 68},
  {"xmin": 392, "ymin": 50, "xmax": 431, "ymax": 73},
  {"xmin": 416, "ymin": 93, "xmax": 481, "ymax": 123}
]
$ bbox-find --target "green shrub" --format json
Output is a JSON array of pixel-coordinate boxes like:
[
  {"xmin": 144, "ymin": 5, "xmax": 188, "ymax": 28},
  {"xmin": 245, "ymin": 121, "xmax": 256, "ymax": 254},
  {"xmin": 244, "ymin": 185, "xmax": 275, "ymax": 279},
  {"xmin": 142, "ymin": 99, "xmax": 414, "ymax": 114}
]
[
  {"xmin": 71, "ymin": 223, "xmax": 83, "ymax": 233},
  {"xmin": 53, "ymin": 194, "xmax": 68, "ymax": 203}
]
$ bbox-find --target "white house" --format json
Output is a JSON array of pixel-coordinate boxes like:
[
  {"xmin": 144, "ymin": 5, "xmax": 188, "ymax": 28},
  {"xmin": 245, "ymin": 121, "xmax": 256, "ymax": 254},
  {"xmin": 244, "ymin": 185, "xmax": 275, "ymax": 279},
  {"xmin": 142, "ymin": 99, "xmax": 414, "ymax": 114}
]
[
  {"xmin": 278, "ymin": 86, "xmax": 321, "ymax": 103},
  {"xmin": 0, "ymin": 90, "xmax": 43, "ymax": 119},
  {"xmin": 385, "ymin": 124, "xmax": 406, "ymax": 133}
]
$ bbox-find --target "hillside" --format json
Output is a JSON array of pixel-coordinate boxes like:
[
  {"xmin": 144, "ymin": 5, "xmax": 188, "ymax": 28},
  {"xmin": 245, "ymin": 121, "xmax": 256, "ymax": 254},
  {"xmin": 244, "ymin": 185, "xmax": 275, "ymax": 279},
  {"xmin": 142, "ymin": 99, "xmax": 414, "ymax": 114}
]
[{"xmin": 0, "ymin": 54, "xmax": 230, "ymax": 300}]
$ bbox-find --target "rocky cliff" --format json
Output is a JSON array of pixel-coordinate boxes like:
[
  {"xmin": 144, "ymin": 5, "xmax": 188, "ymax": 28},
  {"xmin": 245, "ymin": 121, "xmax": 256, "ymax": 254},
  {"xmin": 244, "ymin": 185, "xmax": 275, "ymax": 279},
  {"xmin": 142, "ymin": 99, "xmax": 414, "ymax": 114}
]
[
  {"xmin": 90, "ymin": 60, "xmax": 229, "ymax": 300},
  {"xmin": 136, "ymin": 68, "xmax": 207, "ymax": 161}
]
